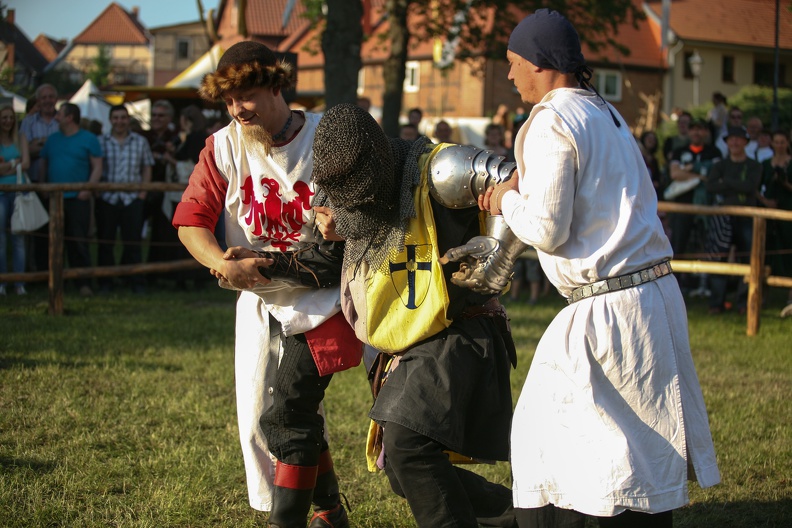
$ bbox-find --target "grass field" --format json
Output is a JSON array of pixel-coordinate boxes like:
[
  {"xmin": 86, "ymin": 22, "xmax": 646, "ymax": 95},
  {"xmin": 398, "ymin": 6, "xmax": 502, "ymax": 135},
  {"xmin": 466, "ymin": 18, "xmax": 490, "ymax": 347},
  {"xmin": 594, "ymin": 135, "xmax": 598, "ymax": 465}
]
[{"xmin": 1, "ymin": 281, "xmax": 790, "ymax": 527}]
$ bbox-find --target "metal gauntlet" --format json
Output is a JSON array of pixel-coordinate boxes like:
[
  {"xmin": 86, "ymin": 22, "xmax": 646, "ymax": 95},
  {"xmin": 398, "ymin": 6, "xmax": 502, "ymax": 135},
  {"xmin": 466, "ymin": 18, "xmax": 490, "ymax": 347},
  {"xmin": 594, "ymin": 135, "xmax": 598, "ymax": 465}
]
[
  {"xmin": 428, "ymin": 144, "xmax": 516, "ymax": 208},
  {"xmin": 443, "ymin": 215, "xmax": 528, "ymax": 295}
]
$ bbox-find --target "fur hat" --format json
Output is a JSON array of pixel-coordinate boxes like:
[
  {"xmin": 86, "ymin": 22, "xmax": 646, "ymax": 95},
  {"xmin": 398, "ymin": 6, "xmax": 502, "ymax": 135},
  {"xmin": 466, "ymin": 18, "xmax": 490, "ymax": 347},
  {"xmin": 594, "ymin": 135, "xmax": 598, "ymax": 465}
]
[{"xmin": 199, "ymin": 41, "xmax": 295, "ymax": 101}]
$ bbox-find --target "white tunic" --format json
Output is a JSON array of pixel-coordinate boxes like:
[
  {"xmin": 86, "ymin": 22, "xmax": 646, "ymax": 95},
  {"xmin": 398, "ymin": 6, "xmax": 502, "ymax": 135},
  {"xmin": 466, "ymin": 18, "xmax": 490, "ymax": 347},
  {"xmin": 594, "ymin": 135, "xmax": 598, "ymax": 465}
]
[
  {"xmin": 502, "ymin": 88, "xmax": 720, "ymax": 516},
  {"xmin": 181, "ymin": 116, "xmax": 338, "ymax": 510}
]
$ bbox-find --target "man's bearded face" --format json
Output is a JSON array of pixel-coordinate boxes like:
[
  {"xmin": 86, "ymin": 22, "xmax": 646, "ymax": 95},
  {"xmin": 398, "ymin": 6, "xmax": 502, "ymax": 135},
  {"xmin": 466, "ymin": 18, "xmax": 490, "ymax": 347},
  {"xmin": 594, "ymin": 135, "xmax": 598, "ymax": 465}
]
[{"xmin": 240, "ymin": 122, "xmax": 274, "ymax": 155}]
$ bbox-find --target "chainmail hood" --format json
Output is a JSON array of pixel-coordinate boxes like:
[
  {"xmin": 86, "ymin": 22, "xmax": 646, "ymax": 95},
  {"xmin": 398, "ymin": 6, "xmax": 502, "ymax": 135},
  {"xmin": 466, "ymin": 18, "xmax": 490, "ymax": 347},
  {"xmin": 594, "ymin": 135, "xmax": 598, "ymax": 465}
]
[{"xmin": 312, "ymin": 103, "xmax": 428, "ymax": 272}]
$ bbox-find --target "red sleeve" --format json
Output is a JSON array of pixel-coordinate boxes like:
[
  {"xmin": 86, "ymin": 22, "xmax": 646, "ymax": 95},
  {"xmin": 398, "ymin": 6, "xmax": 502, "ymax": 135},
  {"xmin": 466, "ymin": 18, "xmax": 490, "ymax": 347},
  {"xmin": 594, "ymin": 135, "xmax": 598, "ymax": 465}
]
[{"xmin": 172, "ymin": 135, "xmax": 229, "ymax": 230}]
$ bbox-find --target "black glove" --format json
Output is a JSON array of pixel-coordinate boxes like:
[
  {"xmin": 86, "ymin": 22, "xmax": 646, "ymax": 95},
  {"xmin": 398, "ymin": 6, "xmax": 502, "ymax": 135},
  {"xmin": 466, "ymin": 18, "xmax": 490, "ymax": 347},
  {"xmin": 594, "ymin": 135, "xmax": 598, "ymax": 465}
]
[{"xmin": 256, "ymin": 238, "xmax": 344, "ymax": 288}]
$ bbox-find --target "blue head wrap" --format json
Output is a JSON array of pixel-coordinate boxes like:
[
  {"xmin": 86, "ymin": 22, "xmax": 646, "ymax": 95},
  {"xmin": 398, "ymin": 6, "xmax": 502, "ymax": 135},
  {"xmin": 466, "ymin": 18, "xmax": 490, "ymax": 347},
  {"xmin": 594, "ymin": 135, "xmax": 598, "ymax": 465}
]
[{"xmin": 508, "ymin": 9, "xmax": 585, "ymax": 74}]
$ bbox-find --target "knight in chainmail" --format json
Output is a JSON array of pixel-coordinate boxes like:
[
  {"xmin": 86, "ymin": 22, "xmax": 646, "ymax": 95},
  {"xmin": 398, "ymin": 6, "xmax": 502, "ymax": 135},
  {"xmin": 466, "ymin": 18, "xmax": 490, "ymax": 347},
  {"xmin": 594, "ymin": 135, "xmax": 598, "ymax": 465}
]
[{"xmin": 312, "ymin": 103, "xmax": 520, "ymax": 528}]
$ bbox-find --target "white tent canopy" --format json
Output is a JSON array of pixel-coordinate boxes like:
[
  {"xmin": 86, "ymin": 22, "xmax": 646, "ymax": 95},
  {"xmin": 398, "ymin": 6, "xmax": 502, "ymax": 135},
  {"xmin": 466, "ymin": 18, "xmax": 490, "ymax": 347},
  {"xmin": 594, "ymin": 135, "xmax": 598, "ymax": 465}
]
[
  {"xmin": 69, "ymin": 80, "xmax": 112, "ymax": 135},
  {"xmin": 0, "ymin": 87, "xmax": 27, "ymax": 114},
  {"xmin": 166, "ymin": 44, "xmax": 223, "ymax": 89}
]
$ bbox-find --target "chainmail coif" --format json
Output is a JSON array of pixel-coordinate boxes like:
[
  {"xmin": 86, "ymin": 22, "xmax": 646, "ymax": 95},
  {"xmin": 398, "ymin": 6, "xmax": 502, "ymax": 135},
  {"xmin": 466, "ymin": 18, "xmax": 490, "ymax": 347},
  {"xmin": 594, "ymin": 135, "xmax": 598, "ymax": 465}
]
[{"xmin": 312, "ymin": 104, "xmax": 429, "ymax": 273}]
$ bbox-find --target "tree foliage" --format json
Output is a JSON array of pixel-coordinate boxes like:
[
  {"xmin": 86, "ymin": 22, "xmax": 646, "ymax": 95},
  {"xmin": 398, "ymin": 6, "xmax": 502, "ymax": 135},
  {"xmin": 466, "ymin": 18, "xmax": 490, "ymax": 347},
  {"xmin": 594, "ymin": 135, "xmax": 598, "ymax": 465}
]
[
  {"xmin": 308, "ymin": 0, "xmax": 643, "ymax": 135},
  {"xmin": 378, "ymin": 0, "xmax": 644, "ymax": 135},
  {"xmin": 87, "ymin": 45, "xmax": 112, "ymax": 88}
]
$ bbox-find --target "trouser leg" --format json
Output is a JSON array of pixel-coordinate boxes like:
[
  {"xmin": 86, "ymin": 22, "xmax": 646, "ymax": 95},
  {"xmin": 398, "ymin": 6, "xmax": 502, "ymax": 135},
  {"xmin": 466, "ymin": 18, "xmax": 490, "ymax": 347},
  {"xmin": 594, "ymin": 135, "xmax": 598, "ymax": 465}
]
[
  {"xmin": 597, "ymin": 509, "xmax": 673, "ymax": 527},
  {"xmin": 119, "ymin": 198, "xmax": 145, "ymax": 288},
  {"xmin": 95, "ymin": 199, "xmax": 119, "ymax": 289},
  {"xmin": 454, "ymin": 466, "xmax": 516, "ymax": 527},
  {"xmin": 260, "ymin": 333, "xmax": 333, "ymax": 527},
  {"xmin": 382, "ymin": 421, "xmax": 478, "ymax": 528},
  {"xmin": 515, "ymin": 505, "xmax": 585, "ymax": 528},
  {"xmin": 260, "ymin": 332, "xmax": 332, "ymax": 464},
  {"xmin": 515, "ymin": 505, "xmax": 672, "ymax": 528},
  {"xmin": 64, "ymin": 199, "xmax": 92, "ymax": 288}
]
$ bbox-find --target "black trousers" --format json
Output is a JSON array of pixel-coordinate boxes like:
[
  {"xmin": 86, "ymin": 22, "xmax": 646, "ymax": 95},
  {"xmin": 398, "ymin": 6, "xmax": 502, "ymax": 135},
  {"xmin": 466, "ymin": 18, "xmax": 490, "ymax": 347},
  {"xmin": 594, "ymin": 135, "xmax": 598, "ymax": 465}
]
[
  {"xmin": 383, "ymin": 421, "xmax": 516, "ymax": 528},
  {"xmin": 63, "ymin": 198, "xmax": 92, "ymax": 288},
  {"xmin": 260, "ymin": 332, "xmax": 332, "ymax": 466},
  {"xmin": 95, "ymin": 198, "xmax": 145, "ymax": 288},
  {"xmin": 515, "ymin": 504, "xmax": 673, "ymax": 528}
]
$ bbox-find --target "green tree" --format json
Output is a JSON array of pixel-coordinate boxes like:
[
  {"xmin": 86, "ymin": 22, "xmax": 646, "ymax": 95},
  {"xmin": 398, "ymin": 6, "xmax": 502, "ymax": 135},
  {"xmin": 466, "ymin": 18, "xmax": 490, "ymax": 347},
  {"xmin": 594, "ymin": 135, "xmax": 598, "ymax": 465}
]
[
  {"xmin": 87, "ymin": 45, "xmax": 112, "ymax": 87},
  {"xmin": 299, "ymin": 0, "xmax": 641, "ymax": 134},
  {"xmin": 375, "ymin": 0, "xmax": 644, "ymax": 136}
]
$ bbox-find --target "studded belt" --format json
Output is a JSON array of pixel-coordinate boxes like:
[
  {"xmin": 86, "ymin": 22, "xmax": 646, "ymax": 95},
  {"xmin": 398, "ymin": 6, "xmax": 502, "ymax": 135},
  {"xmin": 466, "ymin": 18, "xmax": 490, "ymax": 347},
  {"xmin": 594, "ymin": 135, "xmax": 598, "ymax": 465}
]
[{"xmin": 568, "ymin": 261, "xmax": 673, "ymax": 305}]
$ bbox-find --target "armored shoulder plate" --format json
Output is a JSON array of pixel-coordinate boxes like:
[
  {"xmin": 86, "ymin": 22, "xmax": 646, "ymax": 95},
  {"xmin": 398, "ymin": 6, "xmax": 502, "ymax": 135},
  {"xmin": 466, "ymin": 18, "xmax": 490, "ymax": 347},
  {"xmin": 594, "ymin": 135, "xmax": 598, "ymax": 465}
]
[{"xmin": 427, "ymin": 144, "xmax": 516, "ymax": 208}]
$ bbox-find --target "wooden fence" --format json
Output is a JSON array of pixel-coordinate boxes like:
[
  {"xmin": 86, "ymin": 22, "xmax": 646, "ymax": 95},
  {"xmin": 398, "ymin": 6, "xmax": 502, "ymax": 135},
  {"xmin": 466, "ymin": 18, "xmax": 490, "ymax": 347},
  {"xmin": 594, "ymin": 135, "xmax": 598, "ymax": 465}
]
[
  {"xmin": 0, "ymin": 182, "xmax": 199, "ymax": 315},
  {"xmin": 657, "ymin": 201, "xmax": 792, "ymax": 335},
  {"xmin": 2, "ymin": 183, "xmax": 792, "ymax": 335}
]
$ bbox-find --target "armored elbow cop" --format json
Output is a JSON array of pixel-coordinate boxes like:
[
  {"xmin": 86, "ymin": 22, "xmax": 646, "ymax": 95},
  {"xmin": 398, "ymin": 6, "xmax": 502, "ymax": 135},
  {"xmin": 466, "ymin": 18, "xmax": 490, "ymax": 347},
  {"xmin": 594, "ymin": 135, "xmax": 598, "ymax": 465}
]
[
  {"xmin": 428, "ymin": 145, "xmax": 527, "ymax": 295},
  {"xmin": 427, "ymin": 144, "xmax": 517, "ymax": 207}
]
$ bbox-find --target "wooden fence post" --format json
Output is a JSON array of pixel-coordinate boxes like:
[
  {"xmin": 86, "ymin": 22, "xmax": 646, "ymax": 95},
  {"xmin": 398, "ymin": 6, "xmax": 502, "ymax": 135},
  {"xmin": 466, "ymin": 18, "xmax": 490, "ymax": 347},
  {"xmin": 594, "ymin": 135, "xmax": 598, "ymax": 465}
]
[
  {"xmin": 747, "ymin": 217, "xmax": 766, "ymax": 336},
  {"xmin": 48, "ymin": 192, "xmax": 64, "ymax": 316}
]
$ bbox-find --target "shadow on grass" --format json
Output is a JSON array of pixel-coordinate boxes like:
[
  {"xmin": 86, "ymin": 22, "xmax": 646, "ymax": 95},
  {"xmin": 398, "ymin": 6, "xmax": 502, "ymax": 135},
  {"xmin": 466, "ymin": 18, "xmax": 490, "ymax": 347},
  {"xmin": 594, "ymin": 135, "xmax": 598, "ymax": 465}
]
[
  {"xmin": 676, "ymin": 499, "xmax": 792, "ymax": 527},
  {"xmin": 0, "ymin": 455, "xmax": 57, "ymax": 473},
  {"xmin": 0, "ymin": 355, "xmax": 185, "ymax": 372}
]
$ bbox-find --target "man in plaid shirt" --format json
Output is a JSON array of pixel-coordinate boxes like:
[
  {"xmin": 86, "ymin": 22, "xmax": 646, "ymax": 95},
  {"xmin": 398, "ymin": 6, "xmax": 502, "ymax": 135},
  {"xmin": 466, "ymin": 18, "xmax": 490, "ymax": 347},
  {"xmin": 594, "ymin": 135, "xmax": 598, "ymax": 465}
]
[{"xmin": 96, "ymin": 104, "xmax": 154, "ymax": 293}]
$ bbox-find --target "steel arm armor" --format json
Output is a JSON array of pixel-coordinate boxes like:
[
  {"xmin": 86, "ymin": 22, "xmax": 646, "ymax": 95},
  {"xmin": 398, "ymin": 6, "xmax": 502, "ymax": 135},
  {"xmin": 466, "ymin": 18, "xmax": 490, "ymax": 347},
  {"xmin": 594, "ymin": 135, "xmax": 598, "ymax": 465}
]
[
  {"xmin": 427, "ymin": 144, "xmax": 527, "ymax": 295},
  {"xmin": 427, "ymin": 144, "xmax": 516, "ymax": 208}
]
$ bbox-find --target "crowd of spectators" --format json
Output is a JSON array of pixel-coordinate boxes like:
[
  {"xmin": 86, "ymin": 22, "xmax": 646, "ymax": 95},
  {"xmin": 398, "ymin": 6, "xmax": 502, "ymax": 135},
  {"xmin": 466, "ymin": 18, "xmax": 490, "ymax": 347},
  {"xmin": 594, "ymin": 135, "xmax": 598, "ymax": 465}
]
[
  {"xmin": 2, "ymin": 83, "xmax": 214, "ymax": 296},
  {"xmin": 643, "ymin": 93, "xmax": 792, "ymax": 316},
  {"xmin": 4, "ymin": 87, "xmax": 790, "ymax": 315}
]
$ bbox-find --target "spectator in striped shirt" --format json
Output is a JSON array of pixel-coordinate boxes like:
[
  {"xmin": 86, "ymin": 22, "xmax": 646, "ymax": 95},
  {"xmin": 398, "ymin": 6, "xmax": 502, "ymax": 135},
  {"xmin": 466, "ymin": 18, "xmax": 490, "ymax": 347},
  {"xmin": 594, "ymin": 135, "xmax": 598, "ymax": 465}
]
[
  {"xmin": 96, "ymin": 105, "xmax": 155, "ymax": 293},
  {"xmin": 20, "ymin": 84, "xmax": 59, "ymax": 274}
]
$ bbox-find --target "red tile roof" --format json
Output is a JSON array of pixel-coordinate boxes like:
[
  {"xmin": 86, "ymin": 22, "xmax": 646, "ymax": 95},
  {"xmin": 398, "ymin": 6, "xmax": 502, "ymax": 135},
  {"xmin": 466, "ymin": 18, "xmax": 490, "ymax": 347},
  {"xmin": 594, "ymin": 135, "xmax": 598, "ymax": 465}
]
[
  {"xmin": 73, "ymin": 2, "xmax": 149, "ymax": 45},
  {"xmin": 244, "ymin": 0, "xmax": 310, "ymax": 38},
  {"xmin": 583, "ymin": 3, "xmax": 665, "ymax": 69},
  {"xmin": 32, "ymin": 34, "xmax": 67, "ymax": 63},
  {"xmin": 645, "ymin": 0, "xmax": 792, "ymax": 50}
]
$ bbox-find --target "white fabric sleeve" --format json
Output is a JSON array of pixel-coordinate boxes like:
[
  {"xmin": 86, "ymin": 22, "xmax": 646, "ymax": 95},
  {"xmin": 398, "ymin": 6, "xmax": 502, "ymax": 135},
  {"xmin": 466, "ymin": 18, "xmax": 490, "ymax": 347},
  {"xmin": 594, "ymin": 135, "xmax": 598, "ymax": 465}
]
[{"xmin": 501, "ymin": 108, "xmax": 577, "ymax": 253}]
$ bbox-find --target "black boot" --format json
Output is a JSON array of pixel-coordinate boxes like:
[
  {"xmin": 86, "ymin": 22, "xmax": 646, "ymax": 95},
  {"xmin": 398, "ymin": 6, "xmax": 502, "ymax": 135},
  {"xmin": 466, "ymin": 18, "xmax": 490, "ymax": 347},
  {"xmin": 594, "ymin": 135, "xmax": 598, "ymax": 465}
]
[
  {"xmin": 308, "ymin": 450, "xmax": 349, "ymax": 528},
  {"xmin": 268, "ymin": 462, "xmax": 318, "ymax": 528}
]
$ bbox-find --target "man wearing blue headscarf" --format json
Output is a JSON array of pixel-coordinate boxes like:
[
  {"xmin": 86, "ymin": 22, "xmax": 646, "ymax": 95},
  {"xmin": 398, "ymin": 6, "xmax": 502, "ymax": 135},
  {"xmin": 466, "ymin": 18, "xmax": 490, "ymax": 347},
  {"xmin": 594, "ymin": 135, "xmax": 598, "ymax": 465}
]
[{"xmin": 479, "ymin": 9, "xmax": 721, "ymax": 528}]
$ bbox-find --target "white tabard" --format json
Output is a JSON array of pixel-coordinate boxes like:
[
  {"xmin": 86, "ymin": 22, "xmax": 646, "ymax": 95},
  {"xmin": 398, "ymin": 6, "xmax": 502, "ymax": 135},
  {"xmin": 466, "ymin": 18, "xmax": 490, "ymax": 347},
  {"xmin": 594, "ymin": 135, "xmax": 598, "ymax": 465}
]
[
  {"xmin": 178, "ymin": 115, "xmax": 339, "ymax": 510},
  {"xmin": 502, "ymin": 88, "xmax": 720, "ymax": 516}
]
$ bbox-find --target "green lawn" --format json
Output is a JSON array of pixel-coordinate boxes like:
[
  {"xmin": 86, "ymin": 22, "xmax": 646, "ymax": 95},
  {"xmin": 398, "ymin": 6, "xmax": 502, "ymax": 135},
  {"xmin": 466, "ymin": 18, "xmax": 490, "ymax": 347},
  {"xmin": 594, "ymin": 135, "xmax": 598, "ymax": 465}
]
[{"xmin": 1, "ymin": 282, "xmax": 790, "ymax": 527}]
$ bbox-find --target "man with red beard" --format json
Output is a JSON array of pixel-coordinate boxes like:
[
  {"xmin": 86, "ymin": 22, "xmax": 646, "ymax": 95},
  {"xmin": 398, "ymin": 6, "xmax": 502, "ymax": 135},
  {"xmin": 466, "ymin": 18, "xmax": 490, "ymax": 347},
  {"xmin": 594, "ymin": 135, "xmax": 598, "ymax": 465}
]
[{"xmin": 172, "ymin": 41, "xmax": 359, "ymax": 528}]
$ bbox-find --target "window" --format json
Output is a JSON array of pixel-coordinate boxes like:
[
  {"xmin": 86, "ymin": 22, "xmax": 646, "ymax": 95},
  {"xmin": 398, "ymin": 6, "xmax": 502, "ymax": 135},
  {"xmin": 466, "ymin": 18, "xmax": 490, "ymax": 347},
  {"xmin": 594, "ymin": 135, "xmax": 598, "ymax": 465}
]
[
  {"xmin": 683, "ymin": 51, "xmax": 694, "ymax": 79},
  {"xmin": 177, "ymin": 39, "xmax": 190, "ymax": 60},
  {"xmin": 754, "ymin": 60, "xmax": 787, "ymax": 88},
  {"xmin": 593, "ymin": 70, "xmax": 622, "ymax": 102},
  {"xmin": 722, "ymin": 56, "xmax": 735, "ymax": 83},
  {"xmin": 404, "ymin": 61, "xmax": 420, "ymax": 93}
]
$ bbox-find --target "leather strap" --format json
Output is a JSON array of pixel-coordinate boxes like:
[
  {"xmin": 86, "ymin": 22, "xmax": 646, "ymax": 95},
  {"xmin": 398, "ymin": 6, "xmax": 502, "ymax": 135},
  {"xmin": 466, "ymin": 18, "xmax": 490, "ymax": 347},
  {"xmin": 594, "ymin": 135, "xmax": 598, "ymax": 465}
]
[{"xmin": 568, "ymin": 261, "xmax": 673, "ymax": 304}]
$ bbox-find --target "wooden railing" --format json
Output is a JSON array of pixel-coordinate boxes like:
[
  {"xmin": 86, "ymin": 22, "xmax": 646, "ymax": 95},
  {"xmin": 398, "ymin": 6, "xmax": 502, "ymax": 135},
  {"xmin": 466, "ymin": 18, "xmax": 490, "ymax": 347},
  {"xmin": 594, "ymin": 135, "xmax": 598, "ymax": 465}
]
[
  {"xmin": 657, "ymin": 201, "xmax": 792, "ymax": 336},
  {"xmin": 2, "ymin": 183, "xmax": 792, "ymax": 335},
  {"xmin": 0, "ymin": 182, "xmax": 200, "ymax": 315}
]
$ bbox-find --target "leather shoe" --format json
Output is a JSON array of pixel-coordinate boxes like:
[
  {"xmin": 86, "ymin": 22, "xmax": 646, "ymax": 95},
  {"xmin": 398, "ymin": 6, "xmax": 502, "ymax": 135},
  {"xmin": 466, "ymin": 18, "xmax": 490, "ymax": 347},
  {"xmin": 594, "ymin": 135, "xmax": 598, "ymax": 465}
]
[{"xmin": 308, "ymin": 503, "xmax": 349, "ymax": 528}]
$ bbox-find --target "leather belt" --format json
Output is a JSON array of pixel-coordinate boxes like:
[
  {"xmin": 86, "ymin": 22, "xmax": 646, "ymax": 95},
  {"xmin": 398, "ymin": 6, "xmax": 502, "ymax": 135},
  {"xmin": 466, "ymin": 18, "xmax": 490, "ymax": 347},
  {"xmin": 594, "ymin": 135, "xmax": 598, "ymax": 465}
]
[{"xmin": 568, "ymin": 261, "xmax": 673, "ymax": 305}]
